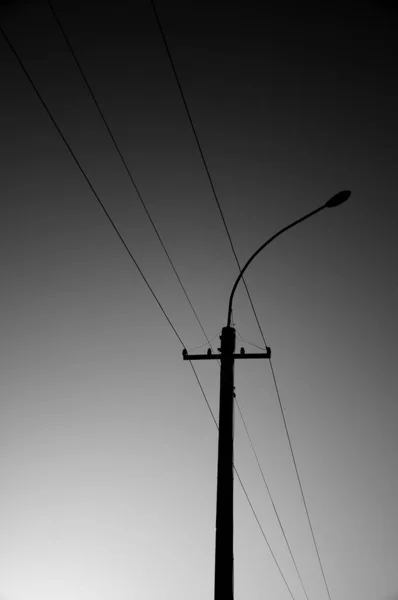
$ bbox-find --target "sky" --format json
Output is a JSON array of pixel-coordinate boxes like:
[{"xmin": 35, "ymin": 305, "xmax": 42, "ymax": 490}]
[{"xmin": 1, "ymin": 0, "xmax": 398, "ymax": 599}]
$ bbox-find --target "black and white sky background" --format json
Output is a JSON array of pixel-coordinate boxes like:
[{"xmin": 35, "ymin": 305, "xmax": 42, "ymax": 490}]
[{"xmin": 1, "ymin": 0, "xmax": 398, "ymax": 599}]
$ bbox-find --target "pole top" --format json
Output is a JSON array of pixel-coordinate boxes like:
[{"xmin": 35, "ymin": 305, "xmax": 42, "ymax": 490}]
[{"xmin": 220, "ymin": 326, "xmax": 236, "ymax": 354}]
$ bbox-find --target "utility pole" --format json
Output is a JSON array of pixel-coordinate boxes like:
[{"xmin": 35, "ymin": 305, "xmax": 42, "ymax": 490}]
[
  {"xmin": 183, "ymin": 328, "xmax": 271, "ymax": 600},
  {"xmin": 183, "ymin": 190, "xmax": 351, "ymax": 600}
]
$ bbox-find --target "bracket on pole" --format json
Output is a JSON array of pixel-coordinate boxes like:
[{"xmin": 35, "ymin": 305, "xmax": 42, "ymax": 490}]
[{"xmin": 182, "ymin": 347, "xmax": 271, "ymax": 360}]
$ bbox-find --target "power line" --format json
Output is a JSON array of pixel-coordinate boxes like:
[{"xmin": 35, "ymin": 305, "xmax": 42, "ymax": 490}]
[
  {"xmin": 188, "ymin": 331, "xmax": 222, "ymax": 352},
  {"xmin": 0, "ymin": 18, "xmax": 216, "ymax": 503},
  {"xmin": 149, "ymin": 0, "xmax": 267, "ymax": 350},
  {"xmin": 43, "ymin": 16, "xmax": 304, "ymax": 596},
  {"xmin": 234, "ymin": 466, "xmax": 297, "ymax": 600},
  {"xmin": 1, "ymin": 27, "xmax": 295, "ymax": 599},
  {"xmin": 47, "ymin": 0, "xmax": 216, "ymax": 353},
  {"xmin": 0, "ymin": 25, "xmax": 184, "ymax": 349},
  {"xmin": 235, "ymin": 398, "xmax": 311, "ymax": 600},
  {"xmin": 150, "ymin": 5, "xmax": 333, "ymax": 600},
  {"xmin": 269, "ymin": 359, "xmax": 333, "ymax": 600},
  {"xmin": 236, "ymin": 329, "xmax": 268, "ymax": 352}
]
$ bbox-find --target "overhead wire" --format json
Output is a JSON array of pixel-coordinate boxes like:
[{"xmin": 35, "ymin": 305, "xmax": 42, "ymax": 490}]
[
  {"xmin": 148, "ymin": 4, "xmax": 315, "ymax": 593},
  {"xmin": 149, "ymin": 0, "xmax": 267, "ymax": 348},
  {"xmin": 0, "ymin": 24, "xmax": 220, "ymax": 427},
  {"xmin": 46, "ymin": 0, "xmax": 216, "ymax": 354},
  {"xmin": 0, "ymin": 25, "xmax": 183, "ymax": 348},
  {"xmin": 44, "ymin": 12, "xmax": 294, "ymax": 589},
  {"xmin": 235, "ymin": 398, "xmax": 310, "ymax": 600},
  {"xmin": 269, "ymin": 359, "xmax": 333, "ymax": 600},
  {"xmin": 0, "ymin": 25, "xmax": 295, "ymax": 600},
  {"xmin": 234, "ymin": 466, "xmax": 296, "ymax": 600},
  {"xmin": 188, "ymin": 331, "xmax": 222, "ymax": 352},
  {"xmin": 45, "ymin": 0, "xmax": 223, "ymax": 434},
  {"xmin": 236, "ymin": 329, "xmax": 268, "ymax": 352},
  {"xmin": 150, "ymin": 3, "xmax": 333, "ymax": 600}
]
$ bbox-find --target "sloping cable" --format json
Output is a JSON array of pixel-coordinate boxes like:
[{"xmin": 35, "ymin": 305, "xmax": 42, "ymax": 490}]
[
  {"xmin": 0, "ymin": 30, "xmax": 294, "ymax": 599},
  {"xmin": 47, "ymin": 0, "xmax": 215, "ymax": 352}
]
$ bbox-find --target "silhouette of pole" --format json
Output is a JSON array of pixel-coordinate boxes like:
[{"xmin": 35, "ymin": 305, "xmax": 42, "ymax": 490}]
[
  {"xmin": 214, "ymin": 325, "xmax": 236, "ymax": 600},
  {"xmin": 183, "ymin": 189, "xmax": 351, "ymax": 600}
]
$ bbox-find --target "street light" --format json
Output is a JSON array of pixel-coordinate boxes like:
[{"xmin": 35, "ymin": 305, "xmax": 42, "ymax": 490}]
[
  {"xmin": 227, "ymin": 189, "xmax": 351, "ymax": 327},
  {"xmin": 183, "ymin": 189, "xmax": 351, "ymax": 600}
]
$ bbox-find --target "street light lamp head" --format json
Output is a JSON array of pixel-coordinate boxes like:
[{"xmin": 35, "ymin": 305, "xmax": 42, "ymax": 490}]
[{"xmin": 324, "ymin": 189, "xmax": 351, "ymax": 208}]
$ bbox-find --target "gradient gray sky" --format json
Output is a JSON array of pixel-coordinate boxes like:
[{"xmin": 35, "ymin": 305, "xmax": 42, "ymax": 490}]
[{"xmin": 1, "ymin": 1, "xmax": 398, "ymax": 599}]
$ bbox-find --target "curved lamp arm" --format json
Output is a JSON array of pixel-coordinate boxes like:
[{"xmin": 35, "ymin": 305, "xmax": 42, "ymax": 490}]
[{"xmin": 226, "ymin": 190, "xmax": 351, "ymax": 328}]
